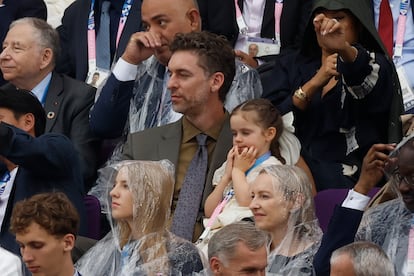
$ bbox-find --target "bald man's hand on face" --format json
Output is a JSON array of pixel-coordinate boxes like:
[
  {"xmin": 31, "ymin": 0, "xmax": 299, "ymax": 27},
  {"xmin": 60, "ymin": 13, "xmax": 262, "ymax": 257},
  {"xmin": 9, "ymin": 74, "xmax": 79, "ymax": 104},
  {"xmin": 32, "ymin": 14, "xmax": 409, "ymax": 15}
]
[{"xmin": 121, "ymin": 31, "xmax": 163, "ymax": 65}]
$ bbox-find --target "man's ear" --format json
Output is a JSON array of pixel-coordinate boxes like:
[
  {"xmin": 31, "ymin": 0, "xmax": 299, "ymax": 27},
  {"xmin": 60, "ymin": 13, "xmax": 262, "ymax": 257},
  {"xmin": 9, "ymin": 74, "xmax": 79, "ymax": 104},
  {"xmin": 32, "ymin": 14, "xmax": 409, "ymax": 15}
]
[
  {"xmin": 62, "ymin": 233, "xmax": 75, "ymax": 252},
  {"xmin": 209, "ymin": 257, "xmax": 222, "ymax": 274},
  {"xmin": 187, "ymin": 8, "xmax": 201, "ymax": 31},
  {"xmin": 210, "ymin": 72, "xmax": 224, "ymax": 94},
  {"xmin": 20, "ymin": 113, "xmax": 36, "ymax": 135},
  {"xmin": 39, "ymin": 48, "xmax": 53, "ymax": 70}
]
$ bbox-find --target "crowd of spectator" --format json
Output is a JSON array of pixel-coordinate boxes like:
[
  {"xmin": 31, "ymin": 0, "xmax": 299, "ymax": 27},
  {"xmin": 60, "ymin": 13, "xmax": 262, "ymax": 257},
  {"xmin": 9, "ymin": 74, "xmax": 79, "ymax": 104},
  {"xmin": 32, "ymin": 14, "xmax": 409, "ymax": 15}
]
[{"xmin": 0, "ymin": 0, "xmax": 413, "ymax": 275}]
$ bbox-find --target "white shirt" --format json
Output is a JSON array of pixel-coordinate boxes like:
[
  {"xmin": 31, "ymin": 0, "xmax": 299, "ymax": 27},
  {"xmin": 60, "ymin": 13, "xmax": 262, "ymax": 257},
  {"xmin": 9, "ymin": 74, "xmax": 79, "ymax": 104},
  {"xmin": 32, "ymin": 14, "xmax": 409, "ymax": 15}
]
[
  {"xmin": 0, "ymin": 247, "xmax": 23, "ymax": 276},
  {"xmin": 341, "ymin": 189, "xmax": 371, "ymax": 210}
]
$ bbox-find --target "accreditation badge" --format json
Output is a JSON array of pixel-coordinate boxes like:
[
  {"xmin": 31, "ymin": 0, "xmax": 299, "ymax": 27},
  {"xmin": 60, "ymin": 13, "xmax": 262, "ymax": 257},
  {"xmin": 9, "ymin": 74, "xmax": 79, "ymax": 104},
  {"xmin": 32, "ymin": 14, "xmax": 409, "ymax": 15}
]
[
  {"xmin": 86, "ymin": 68, "xmax": 110, "ymax": 89},
  {"xmin": 397, "ymin": 66, "xmax": 414, "ymax": 112},
  {"xmin": 246, "ymin": 37, "xmax": 280, "ymax": 57}
]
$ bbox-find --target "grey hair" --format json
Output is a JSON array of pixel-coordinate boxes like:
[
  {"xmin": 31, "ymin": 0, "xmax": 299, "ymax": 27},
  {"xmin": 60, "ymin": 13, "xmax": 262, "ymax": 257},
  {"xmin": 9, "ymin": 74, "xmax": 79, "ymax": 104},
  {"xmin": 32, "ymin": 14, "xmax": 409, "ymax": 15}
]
[
  {"xmin": 10, "ymin": 17, "xmax": 60, "ymax": 65},
  {"xmin": 208, "ymin": 221, "xmax": 269, "ymax": 265},
  {"xmin": 330, "ymin": 241, "xmax": 395, "ymax": 276}
]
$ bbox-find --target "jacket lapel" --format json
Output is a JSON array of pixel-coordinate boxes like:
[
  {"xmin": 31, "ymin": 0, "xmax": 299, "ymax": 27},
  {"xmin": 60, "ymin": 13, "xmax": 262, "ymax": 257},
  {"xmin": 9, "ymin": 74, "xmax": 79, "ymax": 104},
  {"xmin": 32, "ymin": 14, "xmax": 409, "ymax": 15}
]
[
  {"xmin": 261, "ymin": 0, "xmax": 276, "ymax": 38},
  {"xmin": 158, "ymin": 120, "xmax": 182, "ymax": 170},
  {"xmin": 43, "ymin": 73, "xmax": 64, "ymax": 133}
]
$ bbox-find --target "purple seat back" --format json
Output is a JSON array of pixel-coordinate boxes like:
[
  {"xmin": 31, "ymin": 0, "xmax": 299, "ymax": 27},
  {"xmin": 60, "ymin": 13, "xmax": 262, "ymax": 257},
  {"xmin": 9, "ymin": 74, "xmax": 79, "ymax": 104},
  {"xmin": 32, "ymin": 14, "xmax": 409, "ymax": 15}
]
[
  {"xmin": 84, "ymin": 195, "xmax": 101, "ymax": 240},
  {"xmin": 314, "ymin": 188, "xmax": 380, "ymax": 233}
]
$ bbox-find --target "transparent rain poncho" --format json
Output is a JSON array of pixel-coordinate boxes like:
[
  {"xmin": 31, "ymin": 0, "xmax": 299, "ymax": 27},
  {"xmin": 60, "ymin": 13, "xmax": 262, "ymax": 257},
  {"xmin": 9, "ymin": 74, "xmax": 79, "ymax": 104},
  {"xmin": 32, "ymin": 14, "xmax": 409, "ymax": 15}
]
[
  {"xmin": 127, "ymin": 56, "xmax": 262, "ymax": 134},
  {"xmin": 76, "ymin": 160, "xmax": 204, "ymax": 275},
  {"xmin": 356, "ymin": 134, "xmax": 414, "ymax": 276},
  {"xmin": 89, "ymin": 56, "xmax": 262, "ymax": 205},
  {"xmin": 203, "ymin": 112, "xmax": 301, "ymax": 230},
  {"xmin": 251, "ymin": 165, "xmax": 322, "ymax": 275}
]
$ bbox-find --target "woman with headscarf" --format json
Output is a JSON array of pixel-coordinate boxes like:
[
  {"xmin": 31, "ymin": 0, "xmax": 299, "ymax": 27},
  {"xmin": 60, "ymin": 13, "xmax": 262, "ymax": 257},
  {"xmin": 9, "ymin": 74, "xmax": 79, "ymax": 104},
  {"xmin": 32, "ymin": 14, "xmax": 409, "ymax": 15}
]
[
  {"xmin": 261, "ymin": 0, "xmax": 402, "ymax": 191},
  {"xmin": 249, "ymin": 165, "xmax": 322, "ymax": 275},
  {"xmin": 75, "ymin": 160, "xmax": 204, "ymax": 275}
]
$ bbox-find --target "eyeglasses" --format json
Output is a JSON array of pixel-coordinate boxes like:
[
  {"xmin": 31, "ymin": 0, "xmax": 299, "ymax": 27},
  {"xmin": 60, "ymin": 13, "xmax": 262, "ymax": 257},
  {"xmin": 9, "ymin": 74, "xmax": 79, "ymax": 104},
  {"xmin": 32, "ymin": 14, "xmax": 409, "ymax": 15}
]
[{"xmin": 394, "ymin": 171, "xmax": 414, "ymax": 187}]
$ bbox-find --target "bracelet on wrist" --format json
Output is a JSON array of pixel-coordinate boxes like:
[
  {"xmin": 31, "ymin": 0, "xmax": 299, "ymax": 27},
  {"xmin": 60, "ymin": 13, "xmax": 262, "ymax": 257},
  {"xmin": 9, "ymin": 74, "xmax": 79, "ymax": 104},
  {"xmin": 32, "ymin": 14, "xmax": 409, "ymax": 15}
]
[{"xmin": 294, "ymin": 87, "xmax": 310, "ymax": 103}]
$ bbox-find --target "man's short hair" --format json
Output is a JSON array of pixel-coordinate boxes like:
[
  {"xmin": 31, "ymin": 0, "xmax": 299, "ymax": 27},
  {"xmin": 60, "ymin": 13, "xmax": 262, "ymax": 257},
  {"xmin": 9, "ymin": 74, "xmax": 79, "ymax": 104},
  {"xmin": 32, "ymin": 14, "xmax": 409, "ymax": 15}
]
[
  {"xmin": 208, "ymin": 221, "xmax": 268, "ymax": 265},
  {"xmin": 10, "ymin": 17, "xmax": 60, "ymax": 65},
  {"xmin": 0, "ymin": 86, "xmax": 46, "ymax": 136},
  {"xmin": 169, "ymin": 31, "xmax": 235, "ymax": 103},
  {"xmin": 10, "ymin": 192, "xmax": 79, "ymax": 237},
  {"xmin": 331, "ymin": 241, "xmax": 395, "ymax": 276}
]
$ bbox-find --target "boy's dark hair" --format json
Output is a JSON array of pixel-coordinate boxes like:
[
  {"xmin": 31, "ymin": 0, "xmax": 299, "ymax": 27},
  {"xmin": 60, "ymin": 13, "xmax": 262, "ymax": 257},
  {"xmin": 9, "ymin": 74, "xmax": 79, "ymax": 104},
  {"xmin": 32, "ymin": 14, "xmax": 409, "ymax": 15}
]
[{"xmin": 0, "ymin": 86, "xmax": 46, "ymax": 136}]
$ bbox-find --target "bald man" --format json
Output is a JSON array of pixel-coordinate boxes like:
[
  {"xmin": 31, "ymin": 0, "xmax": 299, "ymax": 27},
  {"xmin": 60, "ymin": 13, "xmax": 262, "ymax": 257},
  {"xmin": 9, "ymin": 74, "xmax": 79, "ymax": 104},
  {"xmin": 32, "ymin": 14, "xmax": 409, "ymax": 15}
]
[{"xmin": 90, "ymin": 0, "xmax": 262, "ymax": 138}]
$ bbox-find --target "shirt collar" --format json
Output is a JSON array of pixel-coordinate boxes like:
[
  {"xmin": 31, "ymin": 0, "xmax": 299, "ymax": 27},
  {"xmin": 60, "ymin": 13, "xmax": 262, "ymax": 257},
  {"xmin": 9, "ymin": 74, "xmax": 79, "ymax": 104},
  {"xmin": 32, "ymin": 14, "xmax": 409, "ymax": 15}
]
[
  {"xmin": 31, "ymin": 72, "xmax": 52, "ymax": 104},
  {"xmin": 181, "ymin": 112, "xmax": 228, "ymax": 143}
]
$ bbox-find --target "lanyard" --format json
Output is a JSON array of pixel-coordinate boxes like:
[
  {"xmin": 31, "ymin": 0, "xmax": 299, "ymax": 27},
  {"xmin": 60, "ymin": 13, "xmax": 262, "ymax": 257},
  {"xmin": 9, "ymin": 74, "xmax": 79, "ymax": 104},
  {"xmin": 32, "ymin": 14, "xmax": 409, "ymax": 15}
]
[
  {"xmin": 407, "ymin": 215, "xmax": 414, "ymax": 273},
  {"xmin": 87, "ymin": 0, "xmax": 134, "ymax": 72},
  {"xmin": 274, "ymin": 0, "xmax": 283, "ymax": 44},
  {"xmin": 234, "ymin": 0, "xmax": 283, "ymax": 43},
  {"xmin": 234, "ymin": 0, "xmax": 248, "ymax": 34},
  {"xmin": 394, "ymin": 0, "xmax": 409, "ymax": 60},
  {"xmin": 197, "ymin": 189, "xmax": 235, "ymax": 242},
  {"xmin": 245, "ymin": 151, "xmax": 271, "ymax": 175}
]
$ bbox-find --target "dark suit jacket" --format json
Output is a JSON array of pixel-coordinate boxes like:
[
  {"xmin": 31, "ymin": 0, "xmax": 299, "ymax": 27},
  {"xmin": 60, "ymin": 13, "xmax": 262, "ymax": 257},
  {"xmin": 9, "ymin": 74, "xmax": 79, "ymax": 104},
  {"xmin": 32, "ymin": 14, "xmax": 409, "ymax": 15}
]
[
  {"xmin": 313, "ymin": 205, "xmax": 364, "ymax": 276},
  {"xmin": 56, "ymin": 0, "xmax": 142, "ymax": 80},
  {"xmin": 0, "ymin": 0, "xmax": 47, "ymax": 86},
  {"xmin": 197, "ymin": 0, "xmax": 311, "ymax": 51},
  {"xmin": 0, "ymin": 123, "xmax": 86, "ymax": 255},
  {"xmin": 2, "ymin": 72, "xmax": 100, "ymax": 190},
  {"xmin": 122, "ymin": 116, "xmax": 233, "ymax": 212}
]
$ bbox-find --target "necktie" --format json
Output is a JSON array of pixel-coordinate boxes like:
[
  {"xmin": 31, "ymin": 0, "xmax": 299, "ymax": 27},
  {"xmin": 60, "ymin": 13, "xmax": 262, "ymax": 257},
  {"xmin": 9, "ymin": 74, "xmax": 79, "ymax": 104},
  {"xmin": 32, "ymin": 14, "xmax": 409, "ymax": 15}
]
[
  {"xmin": 96, "ymin": 1, "xmax": 111, "ymax": 69},
  {"xmin": 171, "ymin": 134, "xmax": 208, "ymax": 241},
  {"xmin": 378, "ymin": 0, "xmax": 394, "ymax": 56}
]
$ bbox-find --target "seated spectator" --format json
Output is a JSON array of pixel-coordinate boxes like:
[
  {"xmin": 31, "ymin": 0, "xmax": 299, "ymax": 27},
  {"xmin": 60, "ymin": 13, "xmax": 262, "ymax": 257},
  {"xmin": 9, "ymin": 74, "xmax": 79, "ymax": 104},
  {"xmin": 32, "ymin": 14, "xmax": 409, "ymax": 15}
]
[
  {"xmin": 76, "ymin": 160, "xmax": 204, "ymax": 275},
  {"xmin": 249, "ymin": 165, "xmax": 322, "ymax": 275},
  {"xmin": 91, "ymin": 31, "xmax": 235, "ymax": 242},
  {"xmin": 56, "ymin": 0, "xmax": 142, "ymax": 81},
  {"xmin": 0, "ymin": 17, "xmax": 100, "ymax": 190},
  {"xmin": 197, "ymin": 0, "xmax": 312, "ymax": 68},
  {"xmin": 199, "ymin": 99, "xmax": 315, "ymax": 252},
  {"xmin": 0, "ymin": 0, "xmax": 47, "ymax": 86},
  {"xmin": 356, "ymin": 133, "xmax": 414, "ymax": 275},
  {"xmin": 261, "ymin": 0, "xmax": 400, "ymax": 190},
  {"xmin": 330, "ymin": 241, "xmax": 395, "ymax": 276},
  {"xmin": 0, "ymin": 87, "xmax": 86, "ymax": 255},
  {"xmin": 364, "ymin": 0, "xmax": 413, "ymax": 116},
  {"xmin": 206, "ymin": 221, "xmax": 268, "ymax": 275},
  {"xmin": 0, "ymin": 246, "xmax": 23, "ymax": 276},
  {"xmin": 313, "ymin": 143, "xmax": 395, "ymax": 276},
  {"xmin": 10, "ymin": 192, "xmax": 80, "ymax": 276},
  {"xmin": 89, "ymin": 0, "xmax": 262, "ymax": 140}
]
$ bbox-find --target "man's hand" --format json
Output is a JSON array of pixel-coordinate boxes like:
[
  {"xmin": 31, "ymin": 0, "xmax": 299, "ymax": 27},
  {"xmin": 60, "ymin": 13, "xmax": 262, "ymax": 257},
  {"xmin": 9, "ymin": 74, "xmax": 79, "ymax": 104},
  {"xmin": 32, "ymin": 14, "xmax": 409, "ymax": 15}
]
[
  {"xmin": 354, "ymin": 143, "xmax": 396, "ymax": 195},
  {"xmin": 234, "ymin": 50, "xmax": 258, "ymax": 68},
  {"xmin": 121, "ymin": 31, "xmax": 162, "ymax": 65}
]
